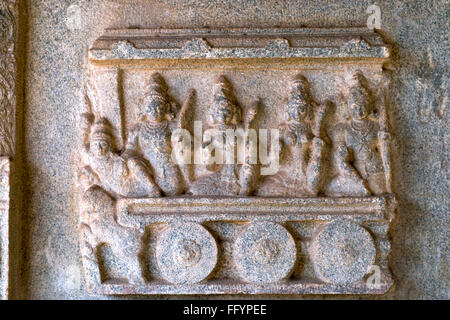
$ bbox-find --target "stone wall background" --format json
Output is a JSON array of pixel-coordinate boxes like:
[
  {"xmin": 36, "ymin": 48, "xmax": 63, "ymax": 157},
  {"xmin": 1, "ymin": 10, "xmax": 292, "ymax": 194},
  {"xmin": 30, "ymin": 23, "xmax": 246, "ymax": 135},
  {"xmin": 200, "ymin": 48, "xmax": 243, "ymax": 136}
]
[{"xmin": 21, "ymin": 0, "xmax": 448, "ymax": 299}]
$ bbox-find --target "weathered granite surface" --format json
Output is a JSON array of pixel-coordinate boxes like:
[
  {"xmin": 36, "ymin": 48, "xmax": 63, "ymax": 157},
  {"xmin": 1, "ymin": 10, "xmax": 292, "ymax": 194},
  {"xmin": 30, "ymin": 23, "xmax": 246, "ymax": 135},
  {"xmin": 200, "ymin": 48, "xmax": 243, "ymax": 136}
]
[
  {"xmin": 0, "ymin": 0, "xmax": 21, "ymax": 300},
  {"xmin": 17, "ymin": 0, "xmax": 449, "ymax": 299}
]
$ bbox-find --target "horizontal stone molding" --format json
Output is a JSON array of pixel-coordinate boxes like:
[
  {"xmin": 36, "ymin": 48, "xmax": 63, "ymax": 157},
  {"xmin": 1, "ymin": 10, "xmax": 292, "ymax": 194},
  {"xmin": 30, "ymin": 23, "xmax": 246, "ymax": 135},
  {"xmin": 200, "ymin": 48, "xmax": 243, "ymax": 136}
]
[
  {"xmin": 117, "ymin": 195, "xmax": 395, "ymax": 229},
  {"xmin": 91, "ymin": 274, "xmax": 393, "ymax": 295},
  {"xmin": 89, "ymin": 27, "xmax": 390, "ymax": 62}
]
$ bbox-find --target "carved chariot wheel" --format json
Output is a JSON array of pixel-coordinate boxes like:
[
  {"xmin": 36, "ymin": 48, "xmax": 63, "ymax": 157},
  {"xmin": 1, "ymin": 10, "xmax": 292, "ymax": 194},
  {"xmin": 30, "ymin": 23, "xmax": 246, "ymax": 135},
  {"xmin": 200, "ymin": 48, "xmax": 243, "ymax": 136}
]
[
  {"xmin": 310, "ymin": 218, "xmax": 376, "ymax": 285},
  {"xmin": 156, "ymin": 222, "xmax": 218, "ymax": 284},
  {"xmin": 234, "ymin": 222, "xmax": 297, "ymax": 284}
]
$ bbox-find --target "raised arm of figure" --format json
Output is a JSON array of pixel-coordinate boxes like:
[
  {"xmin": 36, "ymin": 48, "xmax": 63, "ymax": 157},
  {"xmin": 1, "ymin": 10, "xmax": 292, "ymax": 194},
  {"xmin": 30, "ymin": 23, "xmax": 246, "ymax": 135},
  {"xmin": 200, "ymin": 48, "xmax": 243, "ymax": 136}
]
[
  {"xmin": 123, "ymin": 123, "xmax": 141, "ymax": 158},
  {"xmin": 377, "ymin": 130, "xmax": 392, "ymax": 193}
]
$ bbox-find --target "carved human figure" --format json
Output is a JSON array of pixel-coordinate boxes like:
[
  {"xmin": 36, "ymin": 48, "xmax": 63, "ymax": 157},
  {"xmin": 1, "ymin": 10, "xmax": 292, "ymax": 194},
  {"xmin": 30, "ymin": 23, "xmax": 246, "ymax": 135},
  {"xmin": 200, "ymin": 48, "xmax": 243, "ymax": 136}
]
[
  {"xmin": 327, "ymin": 71, "xmax": 391, "ymax": 196},
  {"xmin": 189, "ymin": 75, "xmax": 258, "ymax": 196},
  {"xmin": 79, "ymin": 114, "xmax": 160, "ymax": 198},
  {"xmin": 125, "ymin": 73, "xmax": 185, "ymax": 196},
  {"xmin": 79, "ymin": 185, "xmax": 145, "ymax": 285},
  {"xmin": 257, "ymin": 74, "xmax": 328, "ymax": 197}
]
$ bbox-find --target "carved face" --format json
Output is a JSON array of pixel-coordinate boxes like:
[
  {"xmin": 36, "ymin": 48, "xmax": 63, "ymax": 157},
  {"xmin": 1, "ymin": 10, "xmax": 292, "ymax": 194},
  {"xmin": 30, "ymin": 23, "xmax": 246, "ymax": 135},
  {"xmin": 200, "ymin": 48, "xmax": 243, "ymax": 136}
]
[
  {"xmin": 348, "ymin": 87, "xmax": 371, "ymax": 120},
  {"xmin": 212, "ymin": 107, "xmax": 232, "ymax": 126},
  {"xmin": 210, "ymin": 102, "xmax": 240, "ymax": 126},
  {"xmin": 287, "ymin": 98, "xmax": 308, "ymax": 122},
  {"xmin": 91, "ymin": 140, "xmax": 110, "ymax": 158},
  {"xmin": 144, "ymin": 98, "xmax": 167, "ymax": 122}
]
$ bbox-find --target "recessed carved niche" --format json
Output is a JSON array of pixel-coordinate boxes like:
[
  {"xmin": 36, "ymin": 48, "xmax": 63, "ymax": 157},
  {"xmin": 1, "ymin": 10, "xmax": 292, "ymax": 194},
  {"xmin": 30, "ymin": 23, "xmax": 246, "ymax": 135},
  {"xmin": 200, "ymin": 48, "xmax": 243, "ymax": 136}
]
[{"xmin": 78, "ymin": 27, "xmax": 395, "ymax": 295}]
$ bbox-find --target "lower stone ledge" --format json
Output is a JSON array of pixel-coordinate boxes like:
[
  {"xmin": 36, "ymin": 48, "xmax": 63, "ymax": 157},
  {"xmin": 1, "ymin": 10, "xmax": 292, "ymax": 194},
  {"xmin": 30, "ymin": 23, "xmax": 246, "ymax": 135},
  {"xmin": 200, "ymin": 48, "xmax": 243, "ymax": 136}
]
[
  {"xmin": 79, "ymin": 192, "xmax": 395, "ymax": 296},
  {"xmin": 87, "ymin": 272, "xmax": 393, "ymax": 295}
]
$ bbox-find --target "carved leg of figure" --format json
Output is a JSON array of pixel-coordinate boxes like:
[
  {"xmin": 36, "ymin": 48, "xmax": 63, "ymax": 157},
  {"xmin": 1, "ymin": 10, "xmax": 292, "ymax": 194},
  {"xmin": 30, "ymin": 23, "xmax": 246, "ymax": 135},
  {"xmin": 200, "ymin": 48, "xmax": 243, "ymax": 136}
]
[
  {"xmin": 324, "ymin": 145, "xmax": 371, "ymax": 197},
  {"xmin": 122, "ymin": 252, "xmax": 145, "ymax": 285},
  {"xmin": 122, "ymin": 242, "xmax": 145, "ymax": 285},
  {"xmin": 116, "ymin": 230, "xmax": 146, "ymax": 285},
  {"xmin": 127, "ymin": 158, "xmax": 161, "ymax": 197},
  {"xmin": 367, "ymin": 172, "xmax": 386, "ymax": 195},
  {"xmin": 179, "ymin": 163, "xmax": 195, "ymax": 188},
  {"xmin": 239, "ymin": 164, "xmax": 259, "ymax": 196},
  {"xmin": 306, "ymin": 137, "xmax": 326, "ymax": 196},
  {"xmin": 78, "ymin": 224, "xmax": 102, "ymax": 287},
  {"xmin": 156, "ymin": 163, "xmax": 184, "ymax": 196}
]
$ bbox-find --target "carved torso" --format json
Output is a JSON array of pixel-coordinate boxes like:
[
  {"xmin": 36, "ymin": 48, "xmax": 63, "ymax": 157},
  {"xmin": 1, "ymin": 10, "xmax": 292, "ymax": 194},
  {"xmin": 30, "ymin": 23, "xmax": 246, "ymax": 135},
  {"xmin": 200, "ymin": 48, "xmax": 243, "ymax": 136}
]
[
  {"xmin": 139, "ymin": 121, "xmax": 173, "ymax": 157},
  {"xmin": 345, "ymin": 119, "xmax": 383, "ymax": 178},
  {"xmin": 281, "ymin": 121, "xmax": 314, "ymax": 181},
  {"xmin": 189, "ymin": 124, "xmax": 241, "ymax": 196},
  {"xmin": 87, "ymin": 153, "xmax": 128, "ymax": 196},
  {"xmin": 131, "ymin": 120, "xmax": 184, "ymax": 195}
]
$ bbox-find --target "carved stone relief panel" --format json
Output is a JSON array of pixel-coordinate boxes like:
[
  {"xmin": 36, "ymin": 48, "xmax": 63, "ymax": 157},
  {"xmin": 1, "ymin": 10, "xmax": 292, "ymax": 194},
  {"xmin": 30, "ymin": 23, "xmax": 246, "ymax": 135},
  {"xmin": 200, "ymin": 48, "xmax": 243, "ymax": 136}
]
[{"xmin": 78, "ymin": 28, "xmax": 395, "ymax": 295}]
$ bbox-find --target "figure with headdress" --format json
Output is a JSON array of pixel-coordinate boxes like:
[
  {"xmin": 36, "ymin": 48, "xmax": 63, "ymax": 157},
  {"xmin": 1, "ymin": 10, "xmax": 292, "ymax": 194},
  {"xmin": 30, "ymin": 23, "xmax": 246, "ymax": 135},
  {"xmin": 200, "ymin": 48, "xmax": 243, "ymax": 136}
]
[
  {"xmin": 124, "ymin": 73, "xmax": 185, "ymax": 196},
  {"xmin": 77, "ymin": 96, "xmax": 159, "ymax": 285},
  {"xmin": 326, "ymin": 71, "xmax": 391, "ymax": 196},
  {"xmin": 257, "ymin": 74, "xmax": 329, "ymax": 197},
  {"xmin": 189, "ymin": 75, "xmax": 259, "ymax": 196},
  {"xmin": 77, "ymin": 115, "xmax": 157, "ymax": 284},
  {"xmin": 79, "ymin": 115, "xmax": 160, "ymax": 198}
]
